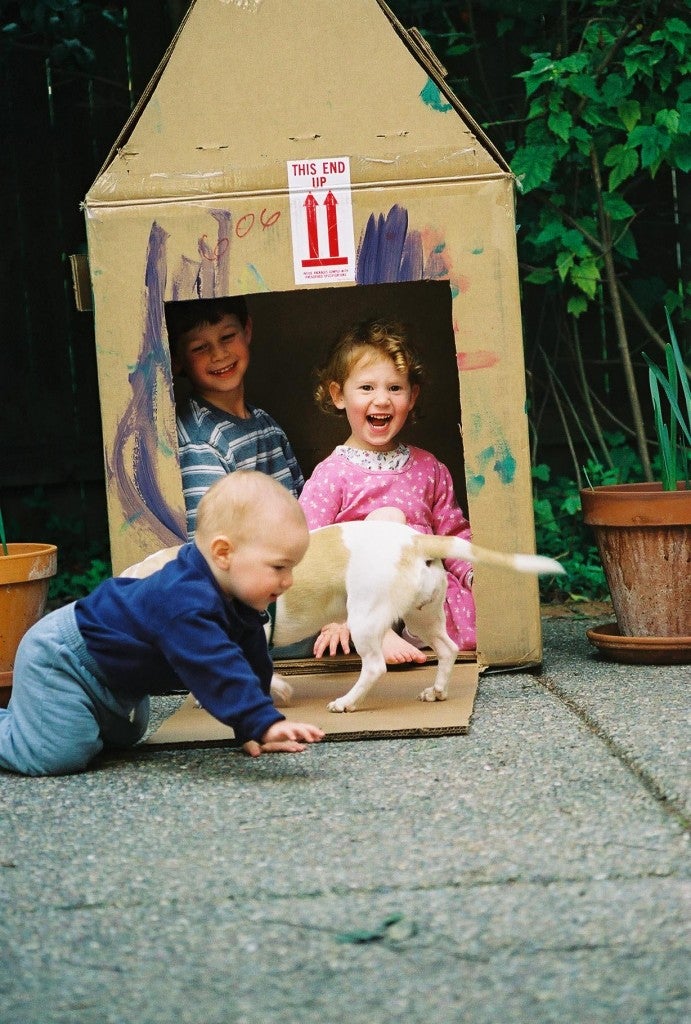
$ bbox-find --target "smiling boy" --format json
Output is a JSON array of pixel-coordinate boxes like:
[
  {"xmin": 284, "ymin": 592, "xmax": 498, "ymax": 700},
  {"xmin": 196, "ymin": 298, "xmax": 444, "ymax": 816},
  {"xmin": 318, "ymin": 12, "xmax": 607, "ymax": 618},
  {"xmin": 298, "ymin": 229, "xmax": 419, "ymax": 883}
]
[{"xmin": 166, "ymin": 297, "xmax": 304, "ymax": 538}]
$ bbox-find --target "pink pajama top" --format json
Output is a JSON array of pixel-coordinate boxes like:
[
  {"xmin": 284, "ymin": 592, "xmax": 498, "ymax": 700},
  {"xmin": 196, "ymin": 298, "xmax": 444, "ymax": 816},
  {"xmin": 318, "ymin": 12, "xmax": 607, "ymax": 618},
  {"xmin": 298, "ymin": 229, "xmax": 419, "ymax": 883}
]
[{"xmin": 299, "ymin": 444, "xmax": 476, "ymax": 650}]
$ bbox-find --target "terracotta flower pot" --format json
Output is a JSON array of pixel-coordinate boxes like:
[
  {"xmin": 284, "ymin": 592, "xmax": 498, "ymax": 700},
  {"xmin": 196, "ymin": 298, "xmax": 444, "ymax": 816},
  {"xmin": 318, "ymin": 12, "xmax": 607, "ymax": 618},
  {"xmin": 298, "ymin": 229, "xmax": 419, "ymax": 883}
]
[
  {"xmin": 580, "ymin": 483, "xmax": 690, "ymax": 652},
  {"xmin": 0, "ymin": 543, "xmax": 58, "ymax": 707}
]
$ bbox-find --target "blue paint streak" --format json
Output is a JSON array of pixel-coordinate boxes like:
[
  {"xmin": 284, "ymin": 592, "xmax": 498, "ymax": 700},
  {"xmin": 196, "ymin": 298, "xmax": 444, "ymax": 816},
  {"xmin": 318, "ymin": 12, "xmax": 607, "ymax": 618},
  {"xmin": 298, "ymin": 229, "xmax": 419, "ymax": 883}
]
[
  {"xmin": 357, "ymin": 204, "xmax": 452, "ymax": 286},
  {"xmin": 357, "ymin": 205, "xmax": 409, "ymax": 285},
  {"xmin": 356, "ymin": 213, "xmax": 380, "ymax": 285},
  {"xmin": 135, "ymin": 224, "xmax": 183, "ymax": 535},
  {"xmin": 466, "ymin": 474, "xmax": 485, "ymax": 497},
  {"xmin": 493, "ymin": 446, "xmax": 516, "ymax": 485},
  {"xmin": 108, "ymin": 220, "xmax": 187, "ymax": 544},
  {"xmin": 420, "ymin": 78, "xmax": 453, "ymax": 113},
  {"xmin": 246, "ymin": 264, "xmax": 269, "ymax": 290},
  {"xmin": 400, "ymin": 229, "xmax": 424, "ymax": 280},
  {"xmin": 466, "ymin": 440, "xmax": 516, "ymax": 495}
]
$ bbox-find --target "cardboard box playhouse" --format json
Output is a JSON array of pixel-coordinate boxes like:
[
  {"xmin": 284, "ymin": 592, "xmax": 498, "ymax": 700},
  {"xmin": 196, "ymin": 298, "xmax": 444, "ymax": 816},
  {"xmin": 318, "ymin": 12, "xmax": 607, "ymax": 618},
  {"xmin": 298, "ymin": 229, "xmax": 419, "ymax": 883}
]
[{"xmin": 81, "ymin": 0, "xmax": 542, "ymax": 673}]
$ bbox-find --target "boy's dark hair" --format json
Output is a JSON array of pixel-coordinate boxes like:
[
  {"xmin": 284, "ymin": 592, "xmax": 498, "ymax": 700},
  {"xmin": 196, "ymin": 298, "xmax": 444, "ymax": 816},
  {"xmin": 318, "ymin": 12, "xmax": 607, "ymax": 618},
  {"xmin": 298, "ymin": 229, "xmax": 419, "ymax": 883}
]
[{"xmin": 165, "ymin": 296, "xmax": 249, "ymax": 352}]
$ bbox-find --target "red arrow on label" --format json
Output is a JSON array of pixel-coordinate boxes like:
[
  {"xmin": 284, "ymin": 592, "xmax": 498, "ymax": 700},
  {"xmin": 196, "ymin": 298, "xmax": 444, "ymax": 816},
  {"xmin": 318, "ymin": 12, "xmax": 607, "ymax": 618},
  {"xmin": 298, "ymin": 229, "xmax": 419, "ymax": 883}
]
[
  {"xmin": 324, "ymin": 191, "xmax": 340, "ymax": 258},
  {"xmin": 304, "ymin": 194, "xmax": 319, "ymax": 258}
]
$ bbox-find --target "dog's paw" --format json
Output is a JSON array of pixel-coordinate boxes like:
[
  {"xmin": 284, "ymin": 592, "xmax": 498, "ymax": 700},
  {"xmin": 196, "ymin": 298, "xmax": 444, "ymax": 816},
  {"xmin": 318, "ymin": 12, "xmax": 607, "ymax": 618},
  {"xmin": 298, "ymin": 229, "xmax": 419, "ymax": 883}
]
[
  {"xmin": 270, "ymin": 674, "xmax": 293, "ymax": 707},
  {"xmin": 327, "ymin": 698, "xmax": 349, "ymax": 713},
  {"xmin": 418, "ymin": 686, "xmax": 447, "ymax": 702}
]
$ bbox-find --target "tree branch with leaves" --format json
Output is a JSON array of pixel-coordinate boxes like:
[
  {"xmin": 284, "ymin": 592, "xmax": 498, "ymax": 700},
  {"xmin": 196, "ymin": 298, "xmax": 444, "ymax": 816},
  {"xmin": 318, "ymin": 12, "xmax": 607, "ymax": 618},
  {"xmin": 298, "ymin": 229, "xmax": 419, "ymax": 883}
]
[{"xmin": 511, "ymin": 2, "xmax": 690, "ymax": 480}]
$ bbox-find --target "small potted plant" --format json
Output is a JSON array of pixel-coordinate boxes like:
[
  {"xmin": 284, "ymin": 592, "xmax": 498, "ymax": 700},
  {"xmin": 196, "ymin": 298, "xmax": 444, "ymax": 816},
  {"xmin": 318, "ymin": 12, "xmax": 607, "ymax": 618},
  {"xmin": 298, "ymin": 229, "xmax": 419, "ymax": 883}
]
[
  {"xmin": 0, "ymin": 506, "xmax": 57, "ymax": 707},
  {"xmin": 580, "ymin": 311, "xmax": 690, "ymax": 663}
]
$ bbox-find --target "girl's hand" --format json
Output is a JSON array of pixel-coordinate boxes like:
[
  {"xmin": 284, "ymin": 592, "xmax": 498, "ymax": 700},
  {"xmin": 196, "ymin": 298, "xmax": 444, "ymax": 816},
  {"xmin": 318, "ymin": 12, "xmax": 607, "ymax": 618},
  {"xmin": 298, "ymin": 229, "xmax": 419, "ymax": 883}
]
[
  {"xmin": 242, "ymin": 720, "xmax": 325, "ymax": 757},
  {"xmin": 313, "ymin": 622, "xmax": 351, "ymax": 657}
]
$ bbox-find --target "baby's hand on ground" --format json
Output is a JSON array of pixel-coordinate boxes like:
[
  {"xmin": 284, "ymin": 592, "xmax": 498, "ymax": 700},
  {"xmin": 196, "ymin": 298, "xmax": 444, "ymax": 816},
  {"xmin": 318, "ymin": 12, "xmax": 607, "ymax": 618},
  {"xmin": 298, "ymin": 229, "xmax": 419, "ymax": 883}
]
[
  {"xmin": 243, "ymin": 720, "xmax": 325, "ymax": 756},
  {"xmin": 313, "ymin": 622, "xmax": 351, "ymax": 658}
]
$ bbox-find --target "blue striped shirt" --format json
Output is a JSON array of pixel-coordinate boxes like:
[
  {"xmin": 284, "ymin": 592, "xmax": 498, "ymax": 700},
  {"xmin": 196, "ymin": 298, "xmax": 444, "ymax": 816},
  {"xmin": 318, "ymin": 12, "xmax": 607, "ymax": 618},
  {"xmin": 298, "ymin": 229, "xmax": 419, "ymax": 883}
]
[{"xmin": 177, "ymin": 397, "xmax": 304, "ymax": 537}]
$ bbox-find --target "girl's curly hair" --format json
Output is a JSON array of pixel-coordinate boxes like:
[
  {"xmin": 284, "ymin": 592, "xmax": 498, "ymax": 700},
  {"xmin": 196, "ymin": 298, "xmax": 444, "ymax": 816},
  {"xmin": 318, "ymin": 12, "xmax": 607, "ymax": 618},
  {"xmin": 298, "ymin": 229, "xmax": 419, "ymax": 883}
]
[{"xmin": 314, "ymin": 318, "xmax": 425, "ymax": 421}]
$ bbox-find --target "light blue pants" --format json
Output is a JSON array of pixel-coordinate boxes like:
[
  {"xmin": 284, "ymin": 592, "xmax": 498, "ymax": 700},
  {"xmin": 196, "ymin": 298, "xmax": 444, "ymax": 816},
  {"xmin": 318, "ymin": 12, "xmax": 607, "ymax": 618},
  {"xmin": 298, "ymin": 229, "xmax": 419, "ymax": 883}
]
[{"xmin": 0, "ymin": 603, "xmax": 149, "ymax": 776}]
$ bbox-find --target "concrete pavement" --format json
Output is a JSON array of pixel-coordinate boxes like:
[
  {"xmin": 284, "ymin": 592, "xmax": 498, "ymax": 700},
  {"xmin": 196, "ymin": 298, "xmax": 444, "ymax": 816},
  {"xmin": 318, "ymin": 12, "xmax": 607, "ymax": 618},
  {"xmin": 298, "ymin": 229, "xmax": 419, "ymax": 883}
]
[{"xmin": 1, "ymin": 615, "xmax": 688, "ymax": 1024}]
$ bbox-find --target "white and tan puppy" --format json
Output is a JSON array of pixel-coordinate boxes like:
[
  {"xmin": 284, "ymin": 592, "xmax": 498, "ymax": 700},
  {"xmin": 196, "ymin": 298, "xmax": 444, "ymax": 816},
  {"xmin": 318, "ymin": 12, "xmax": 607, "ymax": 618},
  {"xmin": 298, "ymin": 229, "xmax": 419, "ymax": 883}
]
[{"xmin": 121, "ymin": 521, "xmax": 563, "ymax": 713}]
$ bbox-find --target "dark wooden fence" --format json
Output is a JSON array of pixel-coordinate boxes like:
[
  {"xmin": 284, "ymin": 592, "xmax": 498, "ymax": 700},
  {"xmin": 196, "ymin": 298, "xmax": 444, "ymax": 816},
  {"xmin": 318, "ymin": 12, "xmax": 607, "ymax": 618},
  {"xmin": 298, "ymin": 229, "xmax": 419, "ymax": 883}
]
[{"xmin": 0, "ymin": 4, "xmax": 183, "ymax": 552}]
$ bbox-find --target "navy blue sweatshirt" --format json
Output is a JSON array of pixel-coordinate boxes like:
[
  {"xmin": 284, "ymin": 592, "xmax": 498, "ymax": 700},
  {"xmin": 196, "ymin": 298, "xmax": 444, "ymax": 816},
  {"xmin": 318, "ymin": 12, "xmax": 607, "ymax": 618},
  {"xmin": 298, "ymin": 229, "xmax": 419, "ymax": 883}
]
[{"xmin": 75, "ymin": 543, "xmax": 284, "ymax": 745}]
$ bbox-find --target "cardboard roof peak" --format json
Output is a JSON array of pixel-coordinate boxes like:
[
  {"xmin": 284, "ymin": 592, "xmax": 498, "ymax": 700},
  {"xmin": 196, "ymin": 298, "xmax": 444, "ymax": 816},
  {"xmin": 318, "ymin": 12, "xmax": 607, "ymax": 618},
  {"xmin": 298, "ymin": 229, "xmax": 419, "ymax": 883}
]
[{"xmin": 86, "ymin": 0, "xmax": 509, "ymax": 206}]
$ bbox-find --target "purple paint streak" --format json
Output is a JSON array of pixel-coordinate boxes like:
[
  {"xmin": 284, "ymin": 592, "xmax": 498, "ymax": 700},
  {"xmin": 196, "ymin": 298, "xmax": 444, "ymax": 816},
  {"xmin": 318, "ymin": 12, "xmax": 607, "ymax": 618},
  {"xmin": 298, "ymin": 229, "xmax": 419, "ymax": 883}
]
[
  {"xmin": 171, "ymin": 210, "xmax": 232, "ymax": 301},
  {"xmin": 356, "ymin": 204, "xmax": 444, "ymax": 285},
  {"xmin": 107, "ymin": 221, "xmax": 187, "ymax": 544},
  {"xmin": 399, "ymin": 228, "xmax": 424, "ymax": 280},
  {"xmin": 171, "ymin": 256, "xmax": 202, "ymax": 301},
  {"xmin": 108, "ymin": 210, "xmax": 234, "ymax": 544}
]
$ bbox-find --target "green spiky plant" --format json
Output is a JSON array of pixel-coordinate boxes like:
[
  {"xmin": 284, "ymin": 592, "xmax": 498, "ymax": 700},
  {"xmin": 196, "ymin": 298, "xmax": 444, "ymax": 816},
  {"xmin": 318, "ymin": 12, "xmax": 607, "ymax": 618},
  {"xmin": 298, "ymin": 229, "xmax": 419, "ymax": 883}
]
[
  {"xmin": 0, "ymin": 507, "xmax": 7, "ymax": 556},
  {"xmin": 643, "ymin": 311, "xmax": 691, "ymax": 491}
]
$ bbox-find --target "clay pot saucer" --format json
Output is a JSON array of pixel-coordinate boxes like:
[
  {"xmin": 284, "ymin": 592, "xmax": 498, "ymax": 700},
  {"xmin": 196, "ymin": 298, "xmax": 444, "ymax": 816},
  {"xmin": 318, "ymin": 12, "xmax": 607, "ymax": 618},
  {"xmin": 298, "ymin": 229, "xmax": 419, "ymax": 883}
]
[{"xmin": 586, "ymin": 622, "xmax": 691, "ymax": 665}]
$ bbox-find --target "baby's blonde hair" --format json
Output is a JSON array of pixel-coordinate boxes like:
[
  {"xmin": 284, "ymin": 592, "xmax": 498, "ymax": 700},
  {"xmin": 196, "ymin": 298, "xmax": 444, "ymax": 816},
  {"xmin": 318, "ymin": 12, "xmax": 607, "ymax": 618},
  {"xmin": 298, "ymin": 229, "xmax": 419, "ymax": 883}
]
[
  {"xmin": 195, "ymin": 471, "xmax": 306, "ymax": 549},
  {"xmin": 314, "ymin": 318, "xmax": 425, "ymax": 421}
]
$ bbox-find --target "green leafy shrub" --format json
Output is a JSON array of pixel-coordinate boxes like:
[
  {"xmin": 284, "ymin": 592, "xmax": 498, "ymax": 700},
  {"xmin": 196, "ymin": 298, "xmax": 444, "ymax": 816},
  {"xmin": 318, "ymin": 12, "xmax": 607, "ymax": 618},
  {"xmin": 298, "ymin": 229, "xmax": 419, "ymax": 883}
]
[
  {"xmin": 533, "ymin": 461, "xmax": 607, "ymax": 601},
  {"xmin": 511, "ymin": 4, "xmax": 690, "ymax": 479},
  {"xmin": 49, "ymin": 556, "xmax": 111, "ymax": 604},
  {"xmin": 643, "ymin": 310, "xmax": 691, "ymax": 489},
  {"xmin": 532, "ymin": 432, "xmax": 652, "ymax": 601}
]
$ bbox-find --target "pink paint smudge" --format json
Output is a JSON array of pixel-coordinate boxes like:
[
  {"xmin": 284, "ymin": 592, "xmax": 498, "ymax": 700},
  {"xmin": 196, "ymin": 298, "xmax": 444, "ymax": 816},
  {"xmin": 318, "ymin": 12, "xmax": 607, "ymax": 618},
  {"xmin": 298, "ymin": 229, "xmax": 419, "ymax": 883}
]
[{"xmin": 456, "ymin": 351, "xmax": 500, "ymax": 371}]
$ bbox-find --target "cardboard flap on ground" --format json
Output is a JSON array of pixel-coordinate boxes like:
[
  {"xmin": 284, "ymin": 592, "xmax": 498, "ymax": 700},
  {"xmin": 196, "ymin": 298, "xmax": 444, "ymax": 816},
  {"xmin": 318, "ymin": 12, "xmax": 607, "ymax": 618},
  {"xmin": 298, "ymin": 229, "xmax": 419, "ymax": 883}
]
[
  {"xmin": 146, "ymin": 661, "xmax": 480, "ymax": 747},
  {"xmin": 83, "ymin": 0, "xmax": 544, "ymax": 669}
]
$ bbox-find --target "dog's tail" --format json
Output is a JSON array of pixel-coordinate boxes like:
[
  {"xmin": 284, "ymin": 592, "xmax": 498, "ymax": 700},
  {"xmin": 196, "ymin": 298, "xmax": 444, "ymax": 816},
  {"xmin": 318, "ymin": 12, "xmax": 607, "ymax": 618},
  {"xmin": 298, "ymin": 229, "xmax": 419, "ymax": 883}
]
[{"xmin": 413, "ymin": 535, "xmax": 564, "ymax": 576}]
